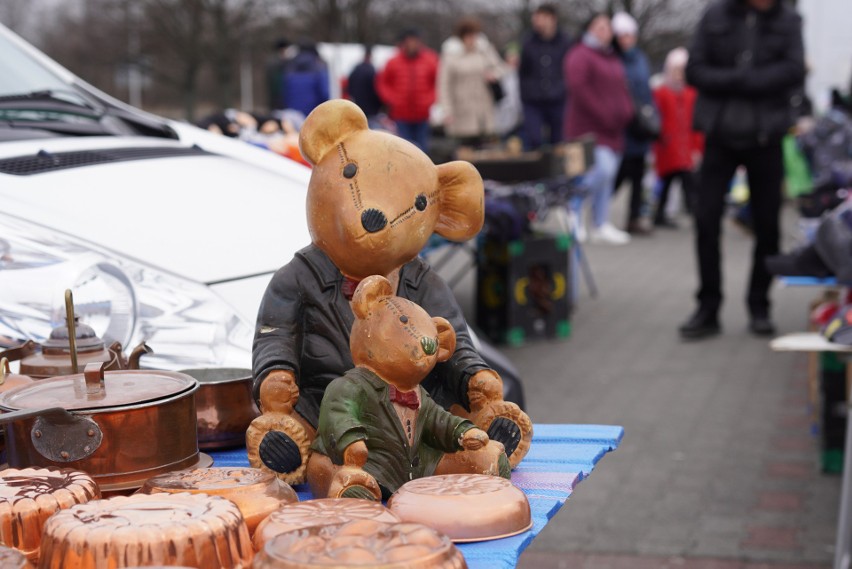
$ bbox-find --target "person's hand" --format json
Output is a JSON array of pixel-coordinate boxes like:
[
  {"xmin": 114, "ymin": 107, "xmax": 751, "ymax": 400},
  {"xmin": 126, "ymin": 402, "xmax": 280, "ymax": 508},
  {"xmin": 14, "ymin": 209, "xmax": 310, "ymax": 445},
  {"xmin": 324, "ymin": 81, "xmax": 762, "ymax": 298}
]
[
  {"xmin": 460, "ymin": 428, "xmax": 489, "ymax": 450},
  {"xmin": 259, "ymin": 369, "xmax": 299, "ymax": 414}
]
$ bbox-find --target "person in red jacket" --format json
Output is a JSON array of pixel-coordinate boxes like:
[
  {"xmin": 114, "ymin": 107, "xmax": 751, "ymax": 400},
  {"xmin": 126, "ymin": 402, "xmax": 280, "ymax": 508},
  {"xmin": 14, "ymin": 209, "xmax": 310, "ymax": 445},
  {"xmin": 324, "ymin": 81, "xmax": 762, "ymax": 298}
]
[
  {"xmin": 563, "ymin": 13, "xmax": 634, "ymax": 245},
  {"xmin": 652, "ymin": 47, "xmax": 704, "ymax": 228},
  {"xmin": 376, "ymin": 28, "xmax": 438, "ymax": 152}
]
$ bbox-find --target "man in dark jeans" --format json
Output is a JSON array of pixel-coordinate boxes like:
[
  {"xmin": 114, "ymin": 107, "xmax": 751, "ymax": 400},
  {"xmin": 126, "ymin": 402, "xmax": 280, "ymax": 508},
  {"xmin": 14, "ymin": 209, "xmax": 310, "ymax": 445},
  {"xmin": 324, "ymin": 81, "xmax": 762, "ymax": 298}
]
[
  {"xmin": 518, "ymin": 3, "xmax": 571, "ymax": 150},
  {"xmin": 680, "ymin": 0, "xmax": 805, "ymax": 339}
]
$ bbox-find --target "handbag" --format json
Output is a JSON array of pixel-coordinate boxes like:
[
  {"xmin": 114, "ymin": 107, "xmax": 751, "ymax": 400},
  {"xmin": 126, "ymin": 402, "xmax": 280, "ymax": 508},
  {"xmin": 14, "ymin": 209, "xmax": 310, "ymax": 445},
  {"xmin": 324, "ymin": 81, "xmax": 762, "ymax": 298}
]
[
  {"xmin": 628, "ymin": 101, "xmax": 661, "ymax": 140},
  {"xmin": 488, "ymin": 79, "xmax": 505, "ymax": 103}
]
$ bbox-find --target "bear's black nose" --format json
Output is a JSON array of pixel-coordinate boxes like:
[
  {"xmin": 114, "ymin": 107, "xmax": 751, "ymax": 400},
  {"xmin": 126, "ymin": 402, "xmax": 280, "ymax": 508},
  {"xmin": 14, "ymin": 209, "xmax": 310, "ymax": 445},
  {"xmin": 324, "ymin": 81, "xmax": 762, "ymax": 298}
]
[{"xmin": 361, "ymin": 208, "xmax": 388, "ymax": 233}]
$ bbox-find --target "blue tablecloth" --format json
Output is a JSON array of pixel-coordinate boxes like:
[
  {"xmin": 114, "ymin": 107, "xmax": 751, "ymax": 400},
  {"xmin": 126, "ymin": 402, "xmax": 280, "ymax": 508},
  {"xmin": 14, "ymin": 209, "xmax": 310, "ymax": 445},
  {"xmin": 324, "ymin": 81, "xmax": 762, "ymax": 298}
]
[{"xmin": 210, "ymin": 423, "xmax": 623, "ymax": 569}]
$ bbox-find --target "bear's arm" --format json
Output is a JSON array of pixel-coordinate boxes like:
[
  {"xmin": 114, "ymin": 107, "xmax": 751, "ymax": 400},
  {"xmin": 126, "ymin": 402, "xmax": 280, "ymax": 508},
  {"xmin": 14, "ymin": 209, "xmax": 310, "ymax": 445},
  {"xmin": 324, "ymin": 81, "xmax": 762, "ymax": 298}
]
[
  {"xmin": 316, "ymin": 376, "xmax": 368, "ymax": 464},
  {"xmin": 251, "ymin": 258, "xmax": 308, "ymax": 404},
  {"xmin": 408, "ymin": 263, "xmax": 490, "ymax": 411},
  {"xmin": 419, "ymin": 390, "xmax": 476, "ymax": 452}
]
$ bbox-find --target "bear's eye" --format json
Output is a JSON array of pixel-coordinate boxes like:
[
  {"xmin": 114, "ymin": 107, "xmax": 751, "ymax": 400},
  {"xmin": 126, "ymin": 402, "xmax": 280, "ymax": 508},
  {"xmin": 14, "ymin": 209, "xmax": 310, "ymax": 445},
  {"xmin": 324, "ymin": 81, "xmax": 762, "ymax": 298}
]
[
  {"xmin": 415, "ymin": 194, "xmax": 427, "ymax": 211},
  {"xmin": 399, "ymin": 315, "xmax": 409, "ymax": 324},
  {"xmin": 343, "ymin": 163, "xmax": 358, "ymax": 179}
]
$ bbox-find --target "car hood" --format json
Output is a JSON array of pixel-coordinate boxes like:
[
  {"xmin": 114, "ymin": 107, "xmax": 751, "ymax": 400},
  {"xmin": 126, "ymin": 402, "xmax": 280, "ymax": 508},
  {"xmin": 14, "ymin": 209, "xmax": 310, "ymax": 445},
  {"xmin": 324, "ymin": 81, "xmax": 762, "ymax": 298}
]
[{"xmin": 0, "ymin": 134, "xmax": 312, "ymax": 284}]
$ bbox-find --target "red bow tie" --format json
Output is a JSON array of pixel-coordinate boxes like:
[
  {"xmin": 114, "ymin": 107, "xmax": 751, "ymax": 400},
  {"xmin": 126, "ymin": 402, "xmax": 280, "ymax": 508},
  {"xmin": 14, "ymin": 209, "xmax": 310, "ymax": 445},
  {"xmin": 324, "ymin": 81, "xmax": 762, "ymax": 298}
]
[
  {"xmin": 341, "ymin": 276, "xmax": 362, "ymax": 301},
  {"xmin": 388, "ymin": 385, "xmax": 420, "ymax": 410}
]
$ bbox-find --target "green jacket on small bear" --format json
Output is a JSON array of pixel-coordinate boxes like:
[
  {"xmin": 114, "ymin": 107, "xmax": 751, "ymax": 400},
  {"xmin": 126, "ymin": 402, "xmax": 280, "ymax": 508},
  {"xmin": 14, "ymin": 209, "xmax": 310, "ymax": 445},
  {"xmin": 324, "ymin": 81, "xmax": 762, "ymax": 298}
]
[{"xmin": 311, "ymin": 367, "xmax": 476, "ymax": 495}]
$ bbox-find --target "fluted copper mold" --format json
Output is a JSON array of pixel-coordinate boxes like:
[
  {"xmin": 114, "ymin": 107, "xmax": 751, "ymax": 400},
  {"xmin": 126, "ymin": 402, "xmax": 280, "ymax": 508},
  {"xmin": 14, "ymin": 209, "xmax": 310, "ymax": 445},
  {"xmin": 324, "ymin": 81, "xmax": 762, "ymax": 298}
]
[
  {"xmin": 138, "ymin": 467, "xmax": 298, "ymax": 534},
  {"xmin": 387, "ymin": 474, "xmax": 532, "ymax": 542},
  {"xmin": 0, "ymin": 467, "xmax": 99, "ymax": 563},
  {"xmin": 0, "ymin": 544, "xmax": 34, "ymax": 568},
  {"xmin": 37, "ymin": 492, "xmax": 254, "ymax": 569},
  {"xmin": 252, "ymin": 520, "xmax": 467, "ymax": 569},
  {"xmin": 253, "ymin": 498, "xmax": 401, "ymax": 552}
]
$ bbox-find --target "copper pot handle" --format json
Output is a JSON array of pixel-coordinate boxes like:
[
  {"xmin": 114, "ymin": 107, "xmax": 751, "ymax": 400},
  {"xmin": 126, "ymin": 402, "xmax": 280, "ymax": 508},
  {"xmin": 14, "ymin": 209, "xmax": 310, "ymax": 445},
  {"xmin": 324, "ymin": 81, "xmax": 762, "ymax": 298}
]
[
  {"xmin": 0, "ymin": 340, "xmax": 38, "ymax": 364},
  {"xmin": 0, "ymin": 406, "xmax": 104, "ymax": 463},
  {"xmin": 84, "ymin": 362, "xmax": 107, "ymax": 396}
]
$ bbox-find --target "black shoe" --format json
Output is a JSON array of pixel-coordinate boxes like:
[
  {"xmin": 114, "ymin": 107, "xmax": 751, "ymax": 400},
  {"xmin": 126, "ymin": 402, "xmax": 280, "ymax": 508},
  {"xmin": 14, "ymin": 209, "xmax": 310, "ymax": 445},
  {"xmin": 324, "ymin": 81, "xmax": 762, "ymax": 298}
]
[
  {"xmin": 749, "ymin": 316, "xmax": 776, "ymax": 336},
  {"xmin": 654, "ymin": 217, "xmax": 678, "ymax": 229},
  {"xmin": 259, "ymin": 431, "xmax": 303, "ymax": 474},
  {"xmin": 679, "ymin": 309, "xmax": 720, "ymax": 339}
]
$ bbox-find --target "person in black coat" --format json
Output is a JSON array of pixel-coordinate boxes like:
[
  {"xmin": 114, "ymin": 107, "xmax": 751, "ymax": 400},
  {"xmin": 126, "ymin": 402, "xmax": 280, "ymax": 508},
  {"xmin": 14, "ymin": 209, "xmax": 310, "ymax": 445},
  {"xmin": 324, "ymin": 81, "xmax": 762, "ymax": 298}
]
[
  {"xmin": 347, "ymin": 45, "xmax": 383, "ymax": 121},
  {"xmin": 518, "ymin": 3, "xmax": 571, "ymax": 150},
  {"xmin": 679, "ymin": 0, "xmax": 805, "ymax": 339}
]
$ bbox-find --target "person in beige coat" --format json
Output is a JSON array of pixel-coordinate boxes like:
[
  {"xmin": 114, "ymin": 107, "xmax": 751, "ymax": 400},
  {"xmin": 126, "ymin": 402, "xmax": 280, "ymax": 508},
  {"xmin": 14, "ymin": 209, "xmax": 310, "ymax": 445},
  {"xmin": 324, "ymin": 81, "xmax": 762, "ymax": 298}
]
[{"xmin": 439, "ymin": 18, "xmax": 504, "ymax": 145}]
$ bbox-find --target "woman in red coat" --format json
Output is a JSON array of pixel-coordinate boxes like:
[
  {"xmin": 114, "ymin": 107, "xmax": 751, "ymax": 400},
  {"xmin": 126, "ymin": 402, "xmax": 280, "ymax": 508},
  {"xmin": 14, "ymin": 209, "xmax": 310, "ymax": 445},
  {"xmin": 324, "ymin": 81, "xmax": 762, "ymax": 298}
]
[{"xmin": 652, "ymin": 47, "xmax": 704, "ymax": 227}]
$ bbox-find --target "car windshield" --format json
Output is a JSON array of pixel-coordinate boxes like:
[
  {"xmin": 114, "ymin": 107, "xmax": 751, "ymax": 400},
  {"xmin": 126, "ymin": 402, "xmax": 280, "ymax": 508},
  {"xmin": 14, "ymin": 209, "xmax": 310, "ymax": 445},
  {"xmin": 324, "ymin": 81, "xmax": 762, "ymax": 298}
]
[{"xmin": 0, "ymin": 30, "xmax": 73, "ymax": 98}]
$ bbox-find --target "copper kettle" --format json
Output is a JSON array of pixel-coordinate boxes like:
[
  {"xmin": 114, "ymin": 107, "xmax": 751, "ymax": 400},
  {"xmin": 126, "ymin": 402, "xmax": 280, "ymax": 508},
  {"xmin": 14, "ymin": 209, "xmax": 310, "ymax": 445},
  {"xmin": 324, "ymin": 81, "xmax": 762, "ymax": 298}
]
[
  {"xmin": 0, "ymin": 290, "xmax": 150, "ymax": 380},
  {"xmin": 0, "ymin": 357, "xmax": 35, "ymax": 392}
]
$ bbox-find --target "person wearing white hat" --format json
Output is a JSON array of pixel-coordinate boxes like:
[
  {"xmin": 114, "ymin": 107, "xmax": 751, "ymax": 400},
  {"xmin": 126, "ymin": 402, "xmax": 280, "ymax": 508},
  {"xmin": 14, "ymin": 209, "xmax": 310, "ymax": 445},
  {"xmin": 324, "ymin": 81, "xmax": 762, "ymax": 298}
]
[{"xmin": 611, "ymin": 11, "xmax": 657, "ymax": 236}]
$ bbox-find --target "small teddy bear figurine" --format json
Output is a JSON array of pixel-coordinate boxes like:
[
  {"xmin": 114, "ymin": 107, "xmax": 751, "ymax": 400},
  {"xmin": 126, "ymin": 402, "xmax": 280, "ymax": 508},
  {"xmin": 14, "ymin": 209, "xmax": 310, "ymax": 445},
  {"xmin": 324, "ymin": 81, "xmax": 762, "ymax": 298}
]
[
  {"xmin": 306, "ymin": 276, "xmax": 510, "ymax": 501},
  {"xmin": 248, "ymin": 99, "xmax": 531, "ymax": 486}
]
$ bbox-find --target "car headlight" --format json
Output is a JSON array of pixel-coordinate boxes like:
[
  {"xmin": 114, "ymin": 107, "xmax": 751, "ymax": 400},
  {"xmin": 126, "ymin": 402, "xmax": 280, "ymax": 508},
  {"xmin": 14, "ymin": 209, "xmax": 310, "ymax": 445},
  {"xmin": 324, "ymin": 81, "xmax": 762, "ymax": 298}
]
[{"xmin": 0, "ymin": 213, "xmax": 253, "ymax": 369}]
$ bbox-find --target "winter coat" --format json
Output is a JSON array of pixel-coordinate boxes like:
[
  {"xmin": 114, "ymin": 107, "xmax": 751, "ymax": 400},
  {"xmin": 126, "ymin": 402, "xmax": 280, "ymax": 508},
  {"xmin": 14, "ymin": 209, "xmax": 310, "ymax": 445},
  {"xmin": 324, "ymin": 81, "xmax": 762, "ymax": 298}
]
[
  {"xmin": 519, "ymin": 30, "xmax": 572, "ymax": 105},
  {"xmin": 312, "ymin": 367, "xmax": 474, "ymax": 495},
  {"xmin": 686, "ymin": 0, "xmax": 805, "ymax": 146},
  {"xmin": 376, "ymin": 48, "xmax": 439, "ymax": 123},
  {"xmin": 620, "ymin": 47, "xmax": 655, "ymax": 157},
  {"xmin": 439, "ymin": 36, "xmax": 504, "ymax": 138},
  {"xmin": 347, "ymin": 61, "xmax": 382, "ymax": 117},
  {"xmin": 252, "ymin": 244, "xmax": 489, "ymax": 428},
  {"xmin": 283, "ymin": 49, "xmax": 330, "ymax": 117},
  {"xmin": 563, "ymin": 42, "xmax": 634, "ymax": 152},
  {"xmin": 653, "ymin": 84, "xmax": 705, "ymax": 176}
]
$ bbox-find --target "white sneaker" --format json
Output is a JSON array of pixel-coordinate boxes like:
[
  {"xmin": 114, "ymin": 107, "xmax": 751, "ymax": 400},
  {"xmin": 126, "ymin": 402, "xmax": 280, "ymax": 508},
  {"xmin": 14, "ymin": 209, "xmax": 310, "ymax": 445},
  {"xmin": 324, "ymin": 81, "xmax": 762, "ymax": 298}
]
[{"xmin": 590, "ymin": 223, "xmax": 631, "ymax": 245}]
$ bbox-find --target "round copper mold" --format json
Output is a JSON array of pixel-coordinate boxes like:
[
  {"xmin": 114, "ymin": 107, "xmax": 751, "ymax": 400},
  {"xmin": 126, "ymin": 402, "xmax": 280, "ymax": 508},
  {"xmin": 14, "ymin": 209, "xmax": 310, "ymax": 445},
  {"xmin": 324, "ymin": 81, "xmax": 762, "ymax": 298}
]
[
  {"xmin": 253, "ymin": 498, "xmax": 401, "ymax": 551},
  {"xmin": 387, "ymin": 474, "xmax": 532, "ymax": 542},
  {"xmin": 0, "ymin": 467, "xmax": 99, "ymax": 563},
  {"xmin": 252, "ymin": 520, "xmax": 467, "ymax": 569},
  {"xmin": 38, "ymin": 492, "xmax": 254, "ymax": 569},
  {"xmin": 138, "ymin": 467, "xmax": 297, "ymax": 534},
  {"xmin": 0, "ymin": 544, "xmax": 33, "ymax": 568}
]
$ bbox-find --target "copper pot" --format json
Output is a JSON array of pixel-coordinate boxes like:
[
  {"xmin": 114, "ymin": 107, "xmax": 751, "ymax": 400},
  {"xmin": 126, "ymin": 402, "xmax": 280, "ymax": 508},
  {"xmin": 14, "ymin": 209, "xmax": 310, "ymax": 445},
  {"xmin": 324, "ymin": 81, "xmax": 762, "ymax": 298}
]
[
  {"xmin": 0, "ymin": 362, "xmax": 208, "ymax": 493},
  {"xmin": 180, "ymin": 368, "xmax": 260, "ymax": 450}
]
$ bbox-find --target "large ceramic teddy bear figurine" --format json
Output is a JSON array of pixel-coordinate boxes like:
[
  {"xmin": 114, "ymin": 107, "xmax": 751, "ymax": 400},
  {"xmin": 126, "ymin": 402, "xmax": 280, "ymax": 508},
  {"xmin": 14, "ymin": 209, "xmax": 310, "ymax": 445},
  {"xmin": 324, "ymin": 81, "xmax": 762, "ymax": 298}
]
[
  {"xmin": 307, "ymin": 275, "xmax": 510, "ymax": 501},
  {"xmin": 247, "ymin": 99, "xmax": 532, "ymax": 484}
]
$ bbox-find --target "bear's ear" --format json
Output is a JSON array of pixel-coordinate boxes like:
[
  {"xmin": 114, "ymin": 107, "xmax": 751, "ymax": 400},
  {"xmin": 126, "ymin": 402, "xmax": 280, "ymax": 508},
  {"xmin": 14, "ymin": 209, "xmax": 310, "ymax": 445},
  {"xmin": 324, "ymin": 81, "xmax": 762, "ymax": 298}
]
[
  {"xmin": 351, "ymin": 275, "xmax": 394, "ymax": 320},
  {"xmin": 299, "ymin": 100, "xmax": 369, "ymax": 165},
  {"xmin": 434, "ymin": 161, "xmax": 485, "ymax": 242},
  {"xmin": 432, "ymin": 317, "xmax": 456, "ymax": 363}
]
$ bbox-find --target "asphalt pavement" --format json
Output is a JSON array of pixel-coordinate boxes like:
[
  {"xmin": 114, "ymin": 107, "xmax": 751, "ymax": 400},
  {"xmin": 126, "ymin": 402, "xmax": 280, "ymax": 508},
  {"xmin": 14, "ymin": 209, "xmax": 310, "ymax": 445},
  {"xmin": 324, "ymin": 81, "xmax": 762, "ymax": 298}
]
[{"xmin": 440, "ymin": 198, "xmax": 842, "ymax": 568}]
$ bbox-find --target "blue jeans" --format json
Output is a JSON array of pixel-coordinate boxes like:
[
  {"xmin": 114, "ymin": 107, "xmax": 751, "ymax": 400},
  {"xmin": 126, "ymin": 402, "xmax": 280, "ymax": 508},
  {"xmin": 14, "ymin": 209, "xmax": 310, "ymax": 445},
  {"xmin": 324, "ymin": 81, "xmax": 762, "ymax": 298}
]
[
  {"xmin": 396, "ymin": 121, "xmax": 430, "ymax": 152},
  {"xmin": 574, "ymin": 145, "xmax": 621, "ymax": 229}
]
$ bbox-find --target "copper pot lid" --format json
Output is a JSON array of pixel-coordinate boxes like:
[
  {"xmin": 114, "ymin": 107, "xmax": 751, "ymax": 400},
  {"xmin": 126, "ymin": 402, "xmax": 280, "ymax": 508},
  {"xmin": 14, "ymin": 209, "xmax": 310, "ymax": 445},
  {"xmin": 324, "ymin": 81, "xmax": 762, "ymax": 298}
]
[
  {"xmin": 253, "ymin": 520, "xmax": 466, "ymax": 569},
  {"xmin": 0, "ymin": 366, "xmax": 197, "ymax": 412},
  {"xmin": 387, "ymin": 474, "xmax": 532, "ymax": 542}
]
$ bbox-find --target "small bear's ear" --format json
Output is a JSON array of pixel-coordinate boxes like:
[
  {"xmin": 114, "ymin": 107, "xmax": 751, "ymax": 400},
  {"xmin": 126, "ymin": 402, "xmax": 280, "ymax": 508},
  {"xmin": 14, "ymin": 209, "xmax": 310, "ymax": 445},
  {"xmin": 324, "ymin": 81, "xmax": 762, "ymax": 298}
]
[
  {"xmin": 433, "ymin": 317, "xmax": 456, "ymax": 363},
  {"xmin": 434, "ymin": 161, "xmax": 485, "ymax": 242},
  {"xmin": 299, "ymin": 100, "xmax": 369, "ymax": 165},
  {"xmin": 351, "ymin": 275, "xmax": 394, "ymax": 320}
]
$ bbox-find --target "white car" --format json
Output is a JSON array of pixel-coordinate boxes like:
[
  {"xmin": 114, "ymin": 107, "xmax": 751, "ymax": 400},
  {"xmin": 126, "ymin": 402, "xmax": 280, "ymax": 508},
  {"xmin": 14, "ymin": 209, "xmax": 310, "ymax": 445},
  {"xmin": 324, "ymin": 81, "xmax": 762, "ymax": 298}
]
[
  {"xmin": 0, "ymin": 24, "xmax": 524, "ymax": 405},
  {"xmin": 0, "ymin": 23, "xmax": 310, "ymax": 370}
]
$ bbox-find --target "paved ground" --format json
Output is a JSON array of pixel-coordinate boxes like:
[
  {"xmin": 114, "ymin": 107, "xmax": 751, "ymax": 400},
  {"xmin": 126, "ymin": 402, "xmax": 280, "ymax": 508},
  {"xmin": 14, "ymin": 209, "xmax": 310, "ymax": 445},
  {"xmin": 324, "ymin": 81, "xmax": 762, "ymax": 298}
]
[{"xmin": 443, "ymin": 199, "xmax": 842, "ymax": 567}]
